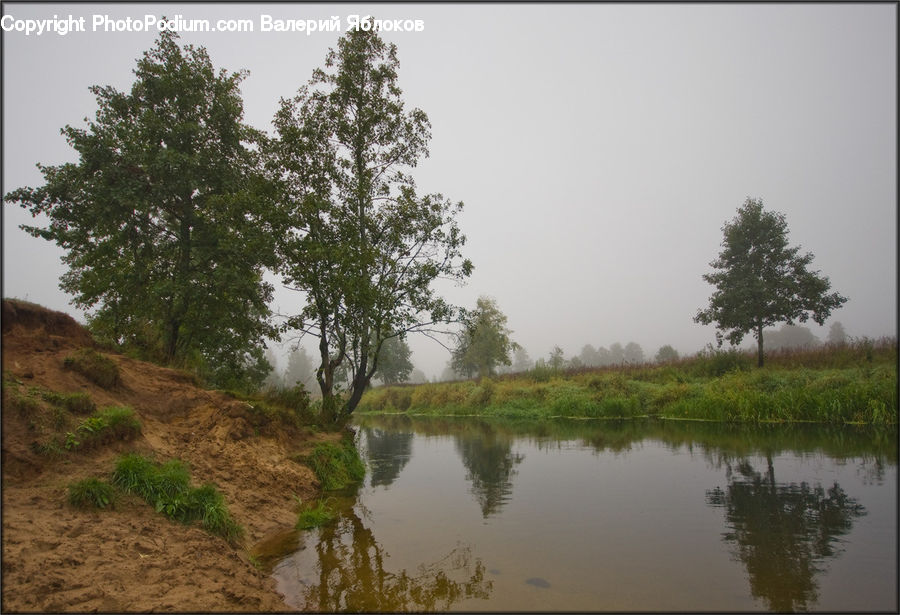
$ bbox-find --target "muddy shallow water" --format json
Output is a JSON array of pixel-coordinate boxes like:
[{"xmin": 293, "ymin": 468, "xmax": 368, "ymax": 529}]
[{"xmin": 259, "ymin": 416, "xmax": 897, "ymax": 612}]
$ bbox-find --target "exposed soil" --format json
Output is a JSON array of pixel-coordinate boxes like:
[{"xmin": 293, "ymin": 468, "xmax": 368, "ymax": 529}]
[{"xmin": 1, "ymin": 299, "xmax": 333, "ymax": 612}]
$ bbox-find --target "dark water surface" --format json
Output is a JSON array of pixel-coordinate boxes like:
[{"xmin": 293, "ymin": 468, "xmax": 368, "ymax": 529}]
[{"xmin": 258, "ymin": 416, "xmax": 897, "ymax": 612}]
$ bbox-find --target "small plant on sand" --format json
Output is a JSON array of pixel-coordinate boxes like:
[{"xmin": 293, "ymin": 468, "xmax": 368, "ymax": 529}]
[
  {"xmin": 295, "ymin": 498, "xmax": 335, "ymax": 530},
  {"xmin": 111, "ymin": 454, "xmax": 244, "ymax": 544},
  {"xmin": 63, "ymin": 348, "xmax": 120, "ymax": 389},
  {"xmin": 66, "ymin": 406, "xmax": 141, "ymax": 450},
  {"xmin": 68, "ymin": 477, "xmax": 116, "ymax": 509}
]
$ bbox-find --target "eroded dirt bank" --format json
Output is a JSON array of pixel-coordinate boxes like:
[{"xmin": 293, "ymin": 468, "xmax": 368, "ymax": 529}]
[{"xmin": 2, "ymin": 299, "xmax": 330, "ymax": 612}]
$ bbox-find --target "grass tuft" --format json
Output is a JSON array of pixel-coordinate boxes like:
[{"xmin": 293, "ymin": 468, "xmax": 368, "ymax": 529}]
[
  {"xmin": 68, "ymin": 477, "xmax": 116, "ymax": 509},
  {"xmin": 111, "ymin": 454, "xmax": 244, "ymax": 544},
  {"xmin": 295, "ymin": 498, "xmax": 336, "ymax": 530},
  {"xmin": 66, "ymin": 406, "xmax": 142, "ymax": 450},
  {"xmin": 42, "ymin": 390, "xmax": 96, "ymax": 415},
  {"xmin": 305, "ymin": 440, "xmax": 366, "ymax": 490}
]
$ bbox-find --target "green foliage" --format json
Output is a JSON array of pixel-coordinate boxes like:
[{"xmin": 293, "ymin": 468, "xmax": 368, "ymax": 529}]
[
  {"xmin": 690, "ymin": 345, "xmax": 753, "ymax": 377},
  {"xmin": 66, "ymin": 406, "xmax": 141, "ymax": 450},
  {"xmin": 68, "ymin": 478, "xmax": 116, "ymax": 509},
  {"xmin": 374, "ymin": 336, "xmax": 414, "ymax": 385},
  {"xmin": 306, "ymin": 440, "xmax": 366, "ymax": 490},
  {"xmin": 4, "ymin": 31, "xmax": 277, "ymax": 391},
  {"xmin": 655, "ymin": 345, "xmax": 680, "ymax": 363},
  {"xmin": 295, "ymin": 498, "xmax": 336, "ymax": 530},
  {"xmin": 270, "ymin": 28, "xmax": 472, "ymax": 422},
  {"xmin": 357, "ymin": 341, "xmax": 897, "ymax": 425},
  {"xmin": 695, "ymin": 198, "xmax": 847, "ymax": 367},
  {"xmin": 63, "ymin": 348, "xmax": 120, "ymax": 389},
  {"xmin": 112, "ymin": 454, "xmax": 244, "ymax": 544},
  {"xmin": 42, "ymin": 390, "xmax": 96, "ymax": 414},
  {"xmin": 223, "ymin": 385, "xmax": 316, "ymax": 433},
  {"xmin": 452, "ymin": 297, "xmax": 517, "ymax": 379}
]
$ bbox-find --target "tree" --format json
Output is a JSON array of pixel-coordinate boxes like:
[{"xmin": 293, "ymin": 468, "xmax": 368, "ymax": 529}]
[
  {"xmin": 547, "ymin": 345, "xmax": 566, "ymax": 370},
  {"xmin": 407, "ymin": 368, "xmax": 428, "ymax": 384},
  {"xmin": 623, "ymin": 341, "xmax": 644, "ymax": 364},
  {"xmin": 579, "ymin": 344, "xmax": 601, "ymax": 367},
  {"xmin": 511, "ymin": 346, "xmax": 534, "ymax": 373},
  {"xmin": 270, "ymin": 29, "xmax": 472, "ymax": 422},
  {"xmin": 608, "ymin": 342, "xmax": 625, "ymax": 365},
  {"xmin": 694, "ymin": 198, "xmax": 847, "ymax": 367},
  {"xmin": 262, "ymin": 348, "xmax": 284, "ymax": 390},
  {"xmin": 451, "ymin": 296, "xmax": 517, "ymax": 378},
  {"xmin": 826, "ymin": 321, "xmax": 848, "ymax": 346},
  {"xmin": 284, "ymin": 346, "xmax": 318, "ymax": 392},
  {"xmin": 373, "ymin": 336, "xmax": 414, "ymax": 385},
  {"xmin": 763, "ymin": 324, "xmax": 821, "ymax": 351},
  {"xmin": 4, "ymin": 32, "xmax": 276, "ymax": 390},
  {"xmin": 655, "ymin": 345, "xmax": 680, "ymax": 363}
]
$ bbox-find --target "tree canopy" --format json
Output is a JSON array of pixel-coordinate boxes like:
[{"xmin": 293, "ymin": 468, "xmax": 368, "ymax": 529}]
[
  {"xmin": 451, "ymin": 297, "xmax": 517, "ymax": 379},
  {"xmin": 694, "ymin": 198, "xmax": 847, "ymax": 367},
  {"xmin": 4, "ymin": 31, "xmax": 276, "ymax": 390},
  {"xmin": 269, "ymin": 28, "xmax": 472, "ymax": 421},
  {"xmin": 374, "ymin": 336, "xmax": 414, "ymax": 385}
]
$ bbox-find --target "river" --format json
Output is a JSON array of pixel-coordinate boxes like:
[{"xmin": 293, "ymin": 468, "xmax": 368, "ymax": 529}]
[{"xmin": 256, "ymin": 415, "xmax": 897, "ymax": 612}]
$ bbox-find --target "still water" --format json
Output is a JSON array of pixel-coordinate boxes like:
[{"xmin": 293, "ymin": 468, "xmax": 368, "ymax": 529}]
[{"xmin": 257, "ymin": 416, "xmax": 897, "ymax": 612}]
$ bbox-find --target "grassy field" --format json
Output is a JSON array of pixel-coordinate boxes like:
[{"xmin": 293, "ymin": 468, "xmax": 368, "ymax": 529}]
[{"xmin": 357, "ymin": 339, "xmax": 898, "ymax": 425}]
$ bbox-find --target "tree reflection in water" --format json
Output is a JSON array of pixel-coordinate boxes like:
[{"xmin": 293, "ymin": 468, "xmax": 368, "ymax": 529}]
[
  {"xmin": 706, "ymin": 456, "xmax": 866, "ymax": 612},
  {"xmin": 281, "ymin": 501, "xmax": 493, "ymax": 611},
  {"xmin": 364, "ymin": 427, "xmax": 414, "ymax": 487},
  {"xmin": 454, "ymin": 425, "xmax": 524, "ymax": 518}
]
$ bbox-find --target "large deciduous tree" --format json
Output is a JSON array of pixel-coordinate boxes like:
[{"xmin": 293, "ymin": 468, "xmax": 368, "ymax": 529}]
[
  {"xmin": 451, "ymin": 297, "xmax": 517, "ymax": 379},
  {"xmin": 694, "ymin": 198, "xmax": 846, "ymax": 367},
  {"xmin": 4, "ymin": 31, "xmax": 276, "ymax": 390},
  {"xmin": 270, "ymin": 28, "xmax": 472, "ymax": 422}
]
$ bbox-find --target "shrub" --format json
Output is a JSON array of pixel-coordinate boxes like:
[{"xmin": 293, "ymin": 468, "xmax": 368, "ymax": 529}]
[
  {"xmin": 63, "ymin": 348, "xmax": 120, "ymax": 389},
  {"xmin": 68, "ymin": 477, "xmax": 116, "ymax": 509}
]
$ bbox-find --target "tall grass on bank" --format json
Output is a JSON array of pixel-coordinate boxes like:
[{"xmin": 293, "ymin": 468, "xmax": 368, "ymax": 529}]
[
  {"xmin": 358, "ymin": 339, "xmax": 898, "ymax": 425},
  {"xmin": 303, "ymin": 440, "xmax": 366, "ymax": 490},
  {"xmin": 112, "ymin": 454, "xmax": 244, "ymax": 544}
]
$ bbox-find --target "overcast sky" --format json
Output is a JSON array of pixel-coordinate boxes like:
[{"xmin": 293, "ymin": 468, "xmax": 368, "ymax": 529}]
[{"xmin": 2, "ymin": 3, "xmax": 896, "ymax": 379}]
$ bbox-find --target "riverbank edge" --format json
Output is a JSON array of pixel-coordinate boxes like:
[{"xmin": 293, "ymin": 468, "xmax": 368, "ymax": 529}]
[{"xmin": 357, "ymin": 360, "xmax": 898, "ymax": 425}]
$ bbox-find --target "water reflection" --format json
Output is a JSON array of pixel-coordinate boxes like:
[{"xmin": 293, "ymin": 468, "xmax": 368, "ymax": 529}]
[
  {"xmin": 706, "ymin": 456, "xmax": 867, "ymax": 612},
  {"xmin": 453, "ymin": 423, "xmax": 524, "ymax": 517},
  {"xmin": 273, "ymin": 494, "xmax": 493, "ymax": 611},
  {"xmin": 364, "ymin": 427, "xmax": 413, "ymax": 487}
]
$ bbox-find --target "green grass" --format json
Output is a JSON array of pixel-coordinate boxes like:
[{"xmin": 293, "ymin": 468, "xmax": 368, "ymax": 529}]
[
  {"xmin": 65, "ymin": 406, "xmax": 142, "ymax": 450},
  {"xmin": 111, "ymin": 454, "xmax": 244, "ymax": 544},
  {"xmin": 221, "ymin": 386, "xmax": 318, "ymax": 434},
  {"xmin": 304, "ymin": 440, "xmax": 366, "ymax": 490},
  {"xmin": 68, "ymin": 477, "xmax": 116, "ymax": 509},
  {"xmin": 358, "ymin": 339, "xmax": 898, "ymax": 425},
  {"xmin": 63, "ymin": 348, "xmax": 121, "ymax": 389},
  {"xmin": 295, "ymin": 498, "xmax": 336, "ymax": 530},
  {"xmin": 42, "ymin": 390, "xmax": 96, "ymax": 415}
]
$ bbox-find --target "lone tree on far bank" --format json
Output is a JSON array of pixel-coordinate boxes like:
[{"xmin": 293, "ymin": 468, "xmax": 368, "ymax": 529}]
[
  {"xmin": 694, "ymin": 198, "xmax": 847, "ymax": 367},
  {"xmin": 451, "ymin": 297, "xmax": 517, "ymax": 379}
]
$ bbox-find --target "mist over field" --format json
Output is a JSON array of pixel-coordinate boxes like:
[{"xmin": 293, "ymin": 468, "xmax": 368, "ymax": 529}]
[{"xmin": 3, "ymin": 3, "xmax": 896, "ymax": 381}]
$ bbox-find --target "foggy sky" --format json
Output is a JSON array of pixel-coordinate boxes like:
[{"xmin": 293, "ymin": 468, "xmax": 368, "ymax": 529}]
[{"xmin": 2, "ymin": 3, "xmax": 896, "ymax": 380}]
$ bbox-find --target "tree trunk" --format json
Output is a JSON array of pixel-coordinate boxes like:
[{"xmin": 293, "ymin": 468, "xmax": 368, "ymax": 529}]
[{"xmin": 757, "ymin": 324, "xmax": 765, "ymax": 368}]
